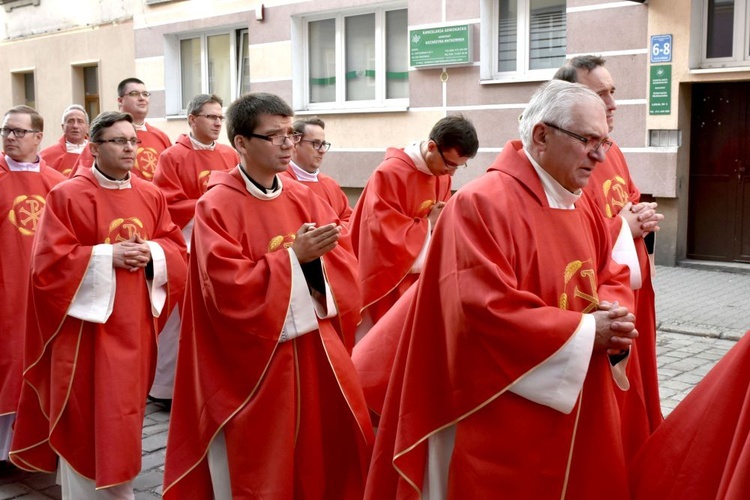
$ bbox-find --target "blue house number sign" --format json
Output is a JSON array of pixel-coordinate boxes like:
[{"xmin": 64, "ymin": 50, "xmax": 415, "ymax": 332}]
[{"xmin": 651, "ymin": 34, "xmax": 672, "ymax": 64}]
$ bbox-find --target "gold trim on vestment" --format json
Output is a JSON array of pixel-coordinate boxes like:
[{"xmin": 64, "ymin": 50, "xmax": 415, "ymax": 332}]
[
  {"xmin": 560, "ymin": 389, "xmax": 583, "ymax": 499},
  {"xmin": 162, "ymin": 251, "xmax": 291, "ymax": 496},
  {"xmin": 392, "ymin": 314, "xmax": 587, "ymax": 496},
  {"xmin": 294, "ymin": 339, "xmax": 301, "ymax": 445}
]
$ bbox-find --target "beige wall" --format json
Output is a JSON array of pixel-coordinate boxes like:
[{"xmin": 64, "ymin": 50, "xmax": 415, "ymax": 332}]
[{"xmin": 0, "ymin": 21, "xmax": 136, "ymax": 149}]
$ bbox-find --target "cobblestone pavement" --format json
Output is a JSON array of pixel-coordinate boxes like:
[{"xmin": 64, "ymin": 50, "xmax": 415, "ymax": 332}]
[{"xmin": 2, "ymin": 265, "xmax": 749, "ymax": 499}]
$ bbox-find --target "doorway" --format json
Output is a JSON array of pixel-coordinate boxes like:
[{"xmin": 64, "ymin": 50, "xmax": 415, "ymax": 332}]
[{"xmin": 688, "ymin": 82, "xmax": 750, "ymax": 263}]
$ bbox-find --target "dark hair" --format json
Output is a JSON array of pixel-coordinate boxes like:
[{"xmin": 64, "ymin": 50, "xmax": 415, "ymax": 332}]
[
  {"xmin": 117, "ymin": 77, "xmax": 145, "ymax": 97},
  {"xmin": 553, "ymin": 55, "xmax": 607, "ymax": 83},
  {"xmin": 89, "ymin": 111, "xmax": 134, "ymax": 142},
  {"xmin": 188, "ymin": 94, "xmax": 224, "ymax": 116},
  {"xmin": 5, "ymin": 105, "xmax": 44, "ymax": 133},
  {"xmin": 293, "ymin": 116, "xmax": 325, "ymax": 135},
  {"xmin": 428, "ymin": 115, "xmax": 479, "ymax": 158},
  {"xmin": 225, "ymin": 92, "xmax": 294, "ymax": 147}
]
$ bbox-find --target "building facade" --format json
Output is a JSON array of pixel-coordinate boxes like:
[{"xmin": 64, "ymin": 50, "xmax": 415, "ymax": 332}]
[{"xmin": 1, "ymin": 0, "xmax": 748, "ymax": 267}]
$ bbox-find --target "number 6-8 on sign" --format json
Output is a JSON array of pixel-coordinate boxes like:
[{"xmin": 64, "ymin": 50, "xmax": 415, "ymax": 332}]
[{"xmin": 651, "ymin": 34, "xmax": 673, "ymax": 64}]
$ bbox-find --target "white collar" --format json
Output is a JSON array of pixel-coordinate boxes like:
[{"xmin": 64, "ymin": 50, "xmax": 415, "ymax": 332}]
[
  {"xmin": 404, "ymin": 141, "xmax": 434, "ymax": 176},
  {"xmin": 523, "ymin": 149, "xmax": 581, "ymax": 209},
  {"xmin": 93, "ymin": 164, "xmax": 132, "ymax": 190},
  {"xmin": 290, "ymin": 160, "xmax": 319, "ymax": 182},
  {"xmin": 189, "ymin": 134, "xmax": 215, "ymax": 151},
  {"xmin": 238, "ymin": 167, "xmax": 283, "ymax": 200},
  {"xmin": 5, "ymin": 155, "xmax": 40, "ymax": 172},
  {"xmin": 134, "ymin": 122, "xmax": 147, "ymax": 131},
  {"xmin": 66, "ymin": 139, "xmax": 88, "ymax": 154}
]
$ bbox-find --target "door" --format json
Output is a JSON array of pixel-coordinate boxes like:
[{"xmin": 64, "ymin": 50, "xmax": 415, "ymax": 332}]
[{"xmin": 688, "ymin": 82, "xmax": 750, "ymax": 262}]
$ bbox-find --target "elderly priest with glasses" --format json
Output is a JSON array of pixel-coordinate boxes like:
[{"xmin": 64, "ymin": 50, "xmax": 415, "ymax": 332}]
[
  {"xmin": 9, "ymin": 111, "xmax": 187, "ymax": 499},
  {"xmin": 0, "ymin": 105, "xmax": 66, "ymax": 464}
]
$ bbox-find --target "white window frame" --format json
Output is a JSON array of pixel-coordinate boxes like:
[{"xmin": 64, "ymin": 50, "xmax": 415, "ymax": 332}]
[
  {"xmin": 164, "ymin": 26, "xmax": 248, "ymax": 116},
  {"xmin": 480, "ymin": 0, "xmax": 566, "ymax": 83},
  {"xmin": 699, "ymin": 0, "xmax": 750, "ymax": 68},
  {"xmin": 293, "ymin": 3, "xmax": 409, "ymax": 112}
]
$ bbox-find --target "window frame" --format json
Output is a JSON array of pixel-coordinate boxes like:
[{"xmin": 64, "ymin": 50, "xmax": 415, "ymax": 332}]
[
  {"xmin": 295, "ymin": 3, "xmax": 409, "ymax": 112},
  {"xmin": 699, "ymin": 0, "xmax": 750, "ymax": 68},
  {"xmin": 480, "ymin": 0, "xmax": 567, "ymax": 83},
  {"xmin": 164, "ymin": 26, "xmax": 248, "ymax": 116}
]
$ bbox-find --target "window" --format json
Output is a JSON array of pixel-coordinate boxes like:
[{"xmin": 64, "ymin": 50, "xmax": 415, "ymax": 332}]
[
  {"xmin": 300, "ymin": 6, "xmax": 408, "ymax": 110},
  {"xmin": 483, "ymin": 0, "xmax": 566, "ymax": 81},
  {"xmin": 700, "ymin": 0, "xmax": 750, "ymax": 67},
  {"xmin": 84, "ymin": 66, "xmax": 100, "ymax": 119},
  {"xmin": 11, "ymin": 71, "xmax": 35, "ymax": 108},
  {"xmin": 165, "ymin": 27, "xmax": 249, "ymax": 114}
]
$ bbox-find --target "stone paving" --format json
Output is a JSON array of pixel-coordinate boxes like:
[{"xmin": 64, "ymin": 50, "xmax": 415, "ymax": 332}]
[{"xmin": 2, "ymin": 265, "xmax": 749, "ymax": 499}]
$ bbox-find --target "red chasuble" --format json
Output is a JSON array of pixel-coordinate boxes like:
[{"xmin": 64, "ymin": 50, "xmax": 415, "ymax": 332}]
[
  {"xmin": 39, "ymin": 135, "xmax": 88, "ymax": 177},
  {"xmin": 153, "ymin": 134, "xmax": 238, "ymax": 228},
  {"xmin": 281, "ymin": 165, "xmax": 353, "ymax": 225},
  {"xmin": 583, "ymin": 142, "xmax": 663, "ymax": 457},
  {"xmin": 8, "ymin": 167, "xmax": 187, "ymax": 488},
  {"xmin": 364, "ymin": 141, "xmax": 634, "ymax": 499},
  {"xmin": 163, "ymin": 169, "xmax": 373, "ymax": 499},
  {"xmin": 132, "ymin": 124, "xmax": 171, "ymax": 181},
  {"xmin": 0, "ymin": 157, "xmax": 65, "ymax": 421},
  {"xmin": 630, "ymin": 331, "xmax": 750, "ymax": 498},
  {"xmin": 66, "ymin": 143, "xmax": 95, "ymax": 178},
  {"xmin": 350, "ymin": 148, "xmax": 451, "ymax": 325}
]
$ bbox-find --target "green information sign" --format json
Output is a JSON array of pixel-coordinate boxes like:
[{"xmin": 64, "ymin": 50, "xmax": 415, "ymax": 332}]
[
  {"xmin": 410, "ymin": 25, "xmax": 472, "ymax": 68},
  {"xmin": 649, "ymin": 65, "xmax": 671, "ymax": 115}
]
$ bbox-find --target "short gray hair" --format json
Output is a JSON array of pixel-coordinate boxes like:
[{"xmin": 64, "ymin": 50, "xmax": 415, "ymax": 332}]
[
  {"xmin": 61, "ymin": 104, "xmax": 89, "ymax": 124},
  {"xmin": 519, "ymin": 80, "xmax": 605, "ymax": 149},
  {"xmin": 187, "ymin": 94, "xmax": 223, "ymax": 116}
]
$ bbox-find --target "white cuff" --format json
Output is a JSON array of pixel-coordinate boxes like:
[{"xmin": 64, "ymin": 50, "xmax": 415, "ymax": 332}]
[
  {"xmin": 182, "ymin": 218, "xmax": 194, "ymax": 254},
  {"xmin": 409, "ymin": 221, "xmax": 431, "ymax": 274},
  {"xmin": 67, "ymin": 244, "xmax": 116, "ymax": 323},
  {"xmin": 612, "ymin": 216, "xmax": 642, "ymax": 290},
  {"xmin": 146, "ymin": 241, "xmax": 168, "ymax": 317},
  {"xmin": 509, "ymin": 314, "xmax": 595, "ymax": 414},
  {"xmin": 279, "ymin": 248, "xmax": 319, "ymax": 342}
]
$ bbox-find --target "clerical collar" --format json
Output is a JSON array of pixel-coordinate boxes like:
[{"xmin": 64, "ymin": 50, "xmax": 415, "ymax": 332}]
[
  {"xmin": 189, "ymin": 133, "xmax": 215, "ymax": 151},
  {"xmin": 93, "ymin": 163, "xmax": 132, "ymax": 190},
  {"xmin": 5, "ymin": 155, "xmax": 41, "ymax": 172},
  {"xmin": 290, "ymin": 160, "xmax": 318, "ymax": 182},
  {"xmin": 238, "ymin": 165, "xmax": 283, "ymax": 200},
  {"xmin": 523, "ymin": 149, "xmax": 581, "ymax": 209},
  {"xmin": 66, "ymin": 139, "xmax": 88, "ymax": 154},
  {"xmin": 405, "ymin": 141, "xmax": 434, "ymax": 176},
  {"xmin": 134, "ymin": 122, "xmax": 147, "ymax": 131}
]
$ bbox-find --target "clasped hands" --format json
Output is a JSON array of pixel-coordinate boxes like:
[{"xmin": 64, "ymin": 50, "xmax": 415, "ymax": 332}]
[
  {"xmin": 292, "ymin": 222, "xmax": 341, "ymax": 264},
  {"xmin": 623, "ymin": 201, "xmax": 664, "ymax": 238},
  {"xmin": 113, "ymin": 234, "xmax": 152, "ymax": 272},
  {"xmin": 593, "ymin": 301, "xmax": 638, "ymax": 355}
]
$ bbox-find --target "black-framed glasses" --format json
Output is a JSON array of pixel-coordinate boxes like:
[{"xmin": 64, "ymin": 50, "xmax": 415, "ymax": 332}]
[
  {"xmin": 247, "ymin": 132, "xmax": 303, "ymax": 146},
  {"xmin": 437, "ymin": 144, "xmax": 468, "ymax": 170},
  {"xmin": 543, "ymin": 122, "xmax": 613, "ymax": 154},
  {"xmin": 122, "ymin": 90, "xmax": 152, "ymax": 98},
  {"xmin": 0, "ymin": 127, "xmax": 39, "ymax": 138},
  {"xmin": 300, "ymin": 139, "xmax": 331, "ymax": 152},
  {"xmin": 95, "ymin": 137, "xmax": 142, "ymax": 147},
  {"xmin": 195, "ymin": 114, "xmax": 225, "ymax": 122}
]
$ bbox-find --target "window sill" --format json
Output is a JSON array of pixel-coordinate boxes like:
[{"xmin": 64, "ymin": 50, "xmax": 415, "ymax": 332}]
[
  {"xmin": 689, "ymin": 66, "xmax": 750, "ymax": 75},
  {"xmin": 480, "ymin": 73, "xmax": 554, "ymax": 85},
  {"xmin": 295, "ymin": 106, "xmax": 409, "ymax": 116}
]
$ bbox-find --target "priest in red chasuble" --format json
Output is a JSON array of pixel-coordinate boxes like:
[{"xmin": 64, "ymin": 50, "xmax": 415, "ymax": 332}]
[
  {"xmin": 349, "ymin": 115, "xmax": 478, "ymax": 342},
  {"xmin": 0, "ymin": 105, "xmax": 66, "ymax": 462},
  {"xmin": 364, "ymin": 80, "xmax": 638, "ymax": 499},
  {"xmin": 280, "ymin": 116, "xmax": 352, "ymax": 224},
  {"xmin": 148, "ymin": 93, "xmax": 238, "ymax": 408},
  {"xmin": 39, "ymin": 104, "xmax": 91, "ymax": 177},
  {"xmin": 9, "ymin": 111, "xmax": 187, "ymax": 499},
  {"xmin": 555, "ymin": 56, "xmax": 666, "ymax": 459},
  {"xmin": 163, "ymin": 93, "xmax": 373, "ymax": 499}
]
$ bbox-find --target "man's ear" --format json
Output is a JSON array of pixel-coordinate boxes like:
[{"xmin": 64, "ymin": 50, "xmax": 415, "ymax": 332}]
[{"xmin": 532, "ymin": 123, "xmax": 548, "ymax": 150}]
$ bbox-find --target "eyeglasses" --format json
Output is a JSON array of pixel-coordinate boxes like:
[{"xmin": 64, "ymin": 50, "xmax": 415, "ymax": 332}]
[
  {"xmin": 300, "ymin": 139, "xmax": 331, "ymax": 152},
  {"xmin": 247, "ymin": 132, "xmax": 303, "ymax": 146},
  {"xmin": 95, "ymin": 137, "xmax": 142, "ymax": 147},
  {"xmin": 0, "ymin": 127, "xmax": 39, "ymax": 138},
  {"xmin": 195, "ymin": 114, "xmax": 225, "ymax": 122},
  {"xmin": 543, "ymin": 122, "xmax": 613, "ymax": 154},
  {"xmin": 437, "ymin": 144, "xmax": 468, "ymax": 170},
  {"xmin": 121, "ymin": 90, "xmax": 152, "ymax": 98}
]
